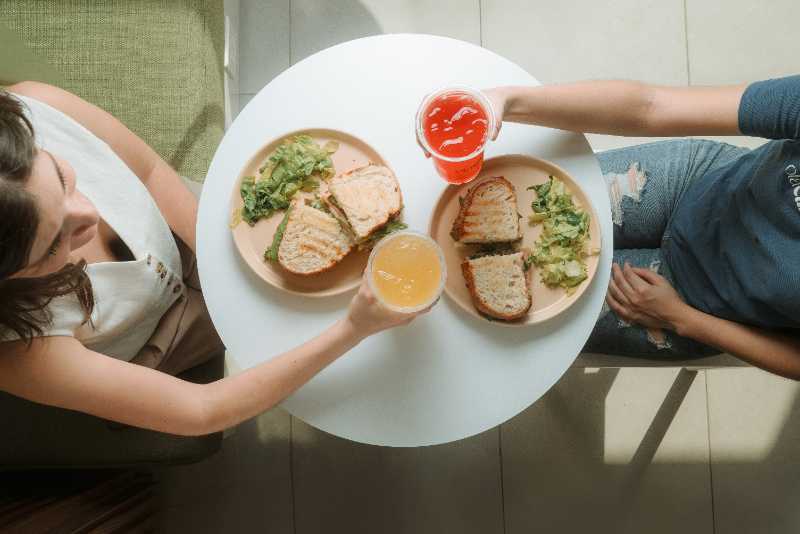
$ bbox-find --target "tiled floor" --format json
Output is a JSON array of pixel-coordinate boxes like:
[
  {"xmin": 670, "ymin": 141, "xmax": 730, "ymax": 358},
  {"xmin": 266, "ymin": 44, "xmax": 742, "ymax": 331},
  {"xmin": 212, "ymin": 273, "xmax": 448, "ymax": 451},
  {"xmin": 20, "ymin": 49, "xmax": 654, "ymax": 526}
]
[{"xmin": 160, "ymin": 1, "xmax": 800, "ymax": 532}]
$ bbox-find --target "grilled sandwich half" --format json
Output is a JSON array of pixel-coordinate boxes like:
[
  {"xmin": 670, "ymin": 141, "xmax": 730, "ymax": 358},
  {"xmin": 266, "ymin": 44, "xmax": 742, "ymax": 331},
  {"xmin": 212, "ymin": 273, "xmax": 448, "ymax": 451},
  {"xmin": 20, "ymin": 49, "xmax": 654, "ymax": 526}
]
[
  {"xmin": 451, "ymin": 176, "xmax": 522, "ymax": 244},
  {"xmin": 461, "ymin": 252, "xmax": 531, "ymax": 321},
  {"xmin": 322, "ymin": 164, "xmax": 403, "ymax": 243},
  {"xmin": 272, "ymin": 198, "xmax": 354, "ymax": 275}
]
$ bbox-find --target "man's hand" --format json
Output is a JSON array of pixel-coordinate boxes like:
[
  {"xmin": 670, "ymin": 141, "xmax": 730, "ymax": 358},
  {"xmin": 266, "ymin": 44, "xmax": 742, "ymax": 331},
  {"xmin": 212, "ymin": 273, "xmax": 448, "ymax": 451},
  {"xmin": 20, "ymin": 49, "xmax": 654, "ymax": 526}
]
[
  {"xmin": 606, "ymin": 262, "xmax": 690, "ymax": 331},
  {"xmin": 482, "ymin": 87, "xmax": 509, "ymax": 141}
]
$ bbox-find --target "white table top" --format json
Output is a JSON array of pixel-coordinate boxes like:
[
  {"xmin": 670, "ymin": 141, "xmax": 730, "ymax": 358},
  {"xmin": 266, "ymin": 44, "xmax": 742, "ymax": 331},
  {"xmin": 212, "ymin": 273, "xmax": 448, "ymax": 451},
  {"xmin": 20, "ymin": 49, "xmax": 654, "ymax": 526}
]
[{"xmin": 198, "ymin": 34, "xmax": 613, "ymax": 447}]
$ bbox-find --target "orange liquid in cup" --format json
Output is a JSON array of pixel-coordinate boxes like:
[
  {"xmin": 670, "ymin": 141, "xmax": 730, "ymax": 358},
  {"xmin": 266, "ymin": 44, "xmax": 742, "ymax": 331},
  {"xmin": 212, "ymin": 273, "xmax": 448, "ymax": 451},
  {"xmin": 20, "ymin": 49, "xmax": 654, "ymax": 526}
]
[
  {"xmin": 420, "ymin": 90, "xmax": 491, "ymax": 184},
  {"xmin": 431, "ymin": 152, "xmax": 485, "ymax": 185},
  {"xmin": 370, "ymin": 233, "xmax": 443, "ymax": 310}
]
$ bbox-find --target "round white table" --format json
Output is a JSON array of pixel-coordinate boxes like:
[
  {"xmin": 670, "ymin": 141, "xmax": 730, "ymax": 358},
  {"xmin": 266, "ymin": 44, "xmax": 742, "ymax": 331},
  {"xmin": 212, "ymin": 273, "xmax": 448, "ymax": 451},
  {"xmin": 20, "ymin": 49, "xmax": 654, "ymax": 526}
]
[{"xmin": 198, "ymin": 34, "xmax": 613, "ymax": 447}]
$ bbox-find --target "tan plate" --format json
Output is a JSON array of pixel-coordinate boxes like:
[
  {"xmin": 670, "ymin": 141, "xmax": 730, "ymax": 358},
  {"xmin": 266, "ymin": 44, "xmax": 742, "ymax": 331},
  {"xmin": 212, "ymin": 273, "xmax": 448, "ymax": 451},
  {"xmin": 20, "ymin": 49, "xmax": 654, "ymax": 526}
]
[
  {"xmin": 230, "ymin": 128, "xmax": 388, "ymax": 297},
  {"xmin": 429, "ymin": 154, "xmax": 602, "ymax": 326}
]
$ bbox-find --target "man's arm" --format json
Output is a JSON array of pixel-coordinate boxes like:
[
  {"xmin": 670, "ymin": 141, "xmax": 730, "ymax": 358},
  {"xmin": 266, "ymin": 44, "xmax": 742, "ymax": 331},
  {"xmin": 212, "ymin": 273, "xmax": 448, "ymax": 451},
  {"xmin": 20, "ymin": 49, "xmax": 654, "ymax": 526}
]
[
  {"xmin": 676, "ymin": 309, "xmax": 800, "ymax": 380},
  {"xmin": 611, "ymin": 265, "xmax": 800, "ymax": 380},
  {"xmin": 487, "ymin": 81, "xmax": 746, "ymax": 138},
  {"xmin": 7, "ymin": 81, "xmax": 199, "ymax": 252}
]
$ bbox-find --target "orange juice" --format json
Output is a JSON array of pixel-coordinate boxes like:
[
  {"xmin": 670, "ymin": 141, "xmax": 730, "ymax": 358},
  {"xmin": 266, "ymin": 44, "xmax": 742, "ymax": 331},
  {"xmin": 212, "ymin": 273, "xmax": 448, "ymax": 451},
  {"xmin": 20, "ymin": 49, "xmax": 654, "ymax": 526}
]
[{"xmin": 368, "ymin": 232, "xmax": 445, "ymax": 311}]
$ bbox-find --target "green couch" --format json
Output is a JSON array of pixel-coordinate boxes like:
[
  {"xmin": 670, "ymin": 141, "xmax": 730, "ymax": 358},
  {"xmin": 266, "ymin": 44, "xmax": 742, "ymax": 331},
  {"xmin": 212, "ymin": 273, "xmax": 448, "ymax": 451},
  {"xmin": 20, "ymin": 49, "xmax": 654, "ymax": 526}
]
[
  {"xmin": 0, "ymin": 0, "xmax": 226, "ymax": 469},
  {"xmin": 1, "ymin": 0, "xmax": 225, "ymax": 182}
]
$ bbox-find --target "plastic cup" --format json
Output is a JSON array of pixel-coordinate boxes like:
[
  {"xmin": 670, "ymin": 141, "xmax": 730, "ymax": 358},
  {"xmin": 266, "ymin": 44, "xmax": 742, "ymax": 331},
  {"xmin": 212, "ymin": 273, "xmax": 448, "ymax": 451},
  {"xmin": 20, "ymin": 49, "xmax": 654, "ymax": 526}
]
[
  {"xmin": 416, "ymin": 86, "xmax": 496, "ymax": 185},
  {"xmin": 366, "ymin": 230, "xmax": 447, "ymax": 313}
]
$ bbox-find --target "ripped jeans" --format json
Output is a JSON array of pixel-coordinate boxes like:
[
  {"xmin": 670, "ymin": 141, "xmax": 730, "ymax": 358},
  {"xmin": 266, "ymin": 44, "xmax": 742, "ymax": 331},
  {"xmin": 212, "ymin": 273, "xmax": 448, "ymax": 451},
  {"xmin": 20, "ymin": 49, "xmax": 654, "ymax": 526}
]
[{"xmin": 583, "ymin": 139, "xmax": 750, "ymax": 358}]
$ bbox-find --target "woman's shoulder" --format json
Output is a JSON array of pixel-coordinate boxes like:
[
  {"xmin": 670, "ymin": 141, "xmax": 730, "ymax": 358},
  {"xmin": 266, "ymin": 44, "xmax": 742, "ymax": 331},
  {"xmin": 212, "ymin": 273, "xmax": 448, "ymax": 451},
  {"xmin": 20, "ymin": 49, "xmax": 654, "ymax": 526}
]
[
  {"xmin": 8, "ymin": 82, "xmax": 87, "ymax": 122},
  {"xmin": 0, "ymin": 293, "xmax": 83, "ymax": 346},
  {"xmin": 0, "ymin": 334, "xmax": 78, "ymax": 356}
]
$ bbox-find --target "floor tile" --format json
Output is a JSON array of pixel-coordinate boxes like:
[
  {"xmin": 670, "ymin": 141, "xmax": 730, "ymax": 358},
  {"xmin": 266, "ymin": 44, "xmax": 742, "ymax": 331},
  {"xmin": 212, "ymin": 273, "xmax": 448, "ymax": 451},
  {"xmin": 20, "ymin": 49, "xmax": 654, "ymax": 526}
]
[
  {"xmin": 707, "ymin": 368, "xmax": 800, "ymax": 534},
  {"xmin": 502, "ymin": 368, "xmax": 713, "ymax": 534},
  {"xmin": 239, "ymin": 0, "xmax": 290, "ymax": 93},
  {"xmin": 482, "ymin": 0, "xmax": 687, "ymax": 85},
  {"xmin": 290, "ymin": 0, "xmax": 481, "ymax": 64},
  {"xmin": 292, "ymin": 417, "xmax": 503, "ymax": 534},
  {"xmin": 685, "ymin": 0, "xmax": 797, "ymax": 149},
  {"xmin": 482, "ymin": 0, "xmax": 688, "ymax": 154},
  {"xmin": 156, "ymin": 407, "xmax": 293, "ymax": 534},
  {"xmin": 686, "ymin": 0, "xmax": 800, "ymax": 85}
]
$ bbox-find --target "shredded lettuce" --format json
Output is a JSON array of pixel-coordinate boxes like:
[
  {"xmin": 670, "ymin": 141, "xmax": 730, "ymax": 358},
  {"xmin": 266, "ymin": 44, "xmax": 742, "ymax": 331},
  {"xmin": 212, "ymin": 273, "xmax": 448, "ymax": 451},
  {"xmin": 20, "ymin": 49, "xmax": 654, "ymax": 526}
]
[
  {"xmin": 264, "ymin": 208, "xmax": 292, "ymax": 262},
  {"xmin": 527, "ymin": 176, "xmax": 593, "ymax": 293},
  {"xmin": 357, "ymin": 219, "xmax": 408, "ymax": 251},
  {"xmin": 240, "ymin": 135, "xmax": 336, "ymax": 226}
]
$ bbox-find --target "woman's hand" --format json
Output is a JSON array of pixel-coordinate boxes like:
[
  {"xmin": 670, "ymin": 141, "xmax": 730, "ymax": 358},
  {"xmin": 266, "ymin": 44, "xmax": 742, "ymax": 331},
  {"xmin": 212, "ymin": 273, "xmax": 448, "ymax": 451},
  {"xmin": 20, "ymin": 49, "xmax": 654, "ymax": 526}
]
[
  {"xmin": 606, "ymin": 263, "xmax": 690, "ymax": 331},
  {"xmin": 344, "ymin": 276, "xmax": 434, "ymax": 338}
]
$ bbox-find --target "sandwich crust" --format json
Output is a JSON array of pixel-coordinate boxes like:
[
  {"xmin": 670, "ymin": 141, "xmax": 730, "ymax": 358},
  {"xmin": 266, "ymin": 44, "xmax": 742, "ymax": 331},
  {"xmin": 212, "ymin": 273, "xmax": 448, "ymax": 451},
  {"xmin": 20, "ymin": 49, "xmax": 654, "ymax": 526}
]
[
  {"xmin": 277, "ymin": 202, "xmax": 354, "ymax": 275},
  {"xmin": 461, "ymin": 252, "xmax": 532, "ymax": 320},
  {"xmin": 451, "ymin": 176, "xmax": 521, "ymax": 244},
  {"xmin": 325, "ymin": 164, "xmax": 403, "ymax": 242}
]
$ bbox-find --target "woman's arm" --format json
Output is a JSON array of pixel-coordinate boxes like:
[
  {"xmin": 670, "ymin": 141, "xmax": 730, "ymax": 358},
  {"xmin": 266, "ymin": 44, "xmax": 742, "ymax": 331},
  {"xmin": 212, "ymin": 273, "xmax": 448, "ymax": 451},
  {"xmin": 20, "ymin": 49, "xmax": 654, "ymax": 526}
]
[
  {"xmin": 0, "ymin": 281, "xmax": 422, "ymax": 436},
  {"xmin": 485, "ymin": 81, "xmax": 746, "ymax": 138},
  {"xmin": 7, "ymin": 81, "xmax": 198, "ymax": 252},
  {"xmin": 608, "ymin": 264, "xmax": 800, "ymax": 380}
]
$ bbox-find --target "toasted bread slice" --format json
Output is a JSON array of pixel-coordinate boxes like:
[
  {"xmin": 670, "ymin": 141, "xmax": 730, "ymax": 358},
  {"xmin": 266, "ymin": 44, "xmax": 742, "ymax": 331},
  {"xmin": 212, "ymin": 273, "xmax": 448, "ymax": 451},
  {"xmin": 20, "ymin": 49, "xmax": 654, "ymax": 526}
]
[
  {"xmin": 451, "ymin": 176, "xmax": 521, "ymax": 244},
  {"xmin": 324, "ymin": 164, "xmax": 403, "ymax": 242},
  {"xmin": 276, "ymin": 200, "xmax": 353, "ymax": 275},
  {"xmin": 461, "ymin": 252, "xmax": 531, "ymax": 320}
]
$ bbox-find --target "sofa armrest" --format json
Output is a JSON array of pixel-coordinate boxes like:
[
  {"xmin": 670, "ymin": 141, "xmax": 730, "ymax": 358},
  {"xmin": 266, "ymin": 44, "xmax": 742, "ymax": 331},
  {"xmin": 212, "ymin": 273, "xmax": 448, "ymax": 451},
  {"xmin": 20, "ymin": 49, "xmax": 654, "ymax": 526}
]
[{"xmin": 0, "ymin": 353, "xmax": 224, "ymax": 471}]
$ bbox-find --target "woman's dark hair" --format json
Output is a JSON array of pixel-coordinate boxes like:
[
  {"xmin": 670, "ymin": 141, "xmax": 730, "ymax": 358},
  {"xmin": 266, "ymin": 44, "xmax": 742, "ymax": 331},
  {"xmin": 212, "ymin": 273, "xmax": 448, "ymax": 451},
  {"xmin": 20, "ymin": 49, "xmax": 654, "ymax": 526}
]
[{"xmin": 0, "ymin": 89, "xmax": 93, "ymax": 344}]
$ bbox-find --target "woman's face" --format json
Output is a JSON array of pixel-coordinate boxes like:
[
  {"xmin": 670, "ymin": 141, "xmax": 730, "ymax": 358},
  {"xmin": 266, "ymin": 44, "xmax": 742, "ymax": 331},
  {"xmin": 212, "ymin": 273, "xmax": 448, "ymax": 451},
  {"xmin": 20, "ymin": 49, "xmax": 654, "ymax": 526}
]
[{"xmin": 14, "ymin": 150, "xmax": 99, "ymax": 278}]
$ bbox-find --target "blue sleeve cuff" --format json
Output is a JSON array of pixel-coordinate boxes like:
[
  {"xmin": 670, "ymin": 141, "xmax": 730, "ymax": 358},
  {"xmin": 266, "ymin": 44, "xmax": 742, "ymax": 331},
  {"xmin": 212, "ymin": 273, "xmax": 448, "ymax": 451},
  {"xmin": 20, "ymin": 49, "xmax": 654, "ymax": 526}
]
[{"xmin": 738, "ymin": 75, "xmax": 800, "ymax": 140}]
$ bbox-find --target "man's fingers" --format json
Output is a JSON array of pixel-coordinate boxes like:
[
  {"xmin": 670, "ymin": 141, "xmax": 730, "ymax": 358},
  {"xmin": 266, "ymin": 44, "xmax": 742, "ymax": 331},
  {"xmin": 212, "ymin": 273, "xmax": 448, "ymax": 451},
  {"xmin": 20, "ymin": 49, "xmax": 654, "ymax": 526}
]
[
  {"xmin": 613, "ymin": 263, "xmax": 637, "ymax": 299},
  {"xmin": 491, "ymin": 121, "xmax": 502, "ymax": 141},
  {"xmin": 606, "ymin": 292, "xmax": 632, "ymax": 322},
  {"xmin": 631, "ymin": 267, "xmax": 664, "ymax": 285},
  {"xmin": 608, "ymin": 278, "xmax": 630, "ymax": 307},
  {"xmin": 415, "ymin": 132, "xmax": 431, "ymax": 158},
  {"xmin": 622, "ymin": 262, "xmax": 649, "ymax": 292}
]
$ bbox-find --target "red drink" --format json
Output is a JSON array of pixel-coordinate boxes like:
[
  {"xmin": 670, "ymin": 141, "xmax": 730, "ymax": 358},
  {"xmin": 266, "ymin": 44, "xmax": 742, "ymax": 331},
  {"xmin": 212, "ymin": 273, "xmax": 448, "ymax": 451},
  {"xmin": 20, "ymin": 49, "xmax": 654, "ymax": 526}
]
[{"xmin": 416, "ymin": 87, "xmax": 495, "ymax": 184}]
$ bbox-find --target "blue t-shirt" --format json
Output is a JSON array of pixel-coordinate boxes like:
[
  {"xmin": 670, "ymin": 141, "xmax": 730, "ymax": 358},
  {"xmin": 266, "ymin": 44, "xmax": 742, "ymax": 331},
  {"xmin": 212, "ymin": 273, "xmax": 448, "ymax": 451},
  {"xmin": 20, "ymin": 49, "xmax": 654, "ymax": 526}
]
[{"xmin": 665, "ymin": 75, "xmax": 800, "ymax": 329}]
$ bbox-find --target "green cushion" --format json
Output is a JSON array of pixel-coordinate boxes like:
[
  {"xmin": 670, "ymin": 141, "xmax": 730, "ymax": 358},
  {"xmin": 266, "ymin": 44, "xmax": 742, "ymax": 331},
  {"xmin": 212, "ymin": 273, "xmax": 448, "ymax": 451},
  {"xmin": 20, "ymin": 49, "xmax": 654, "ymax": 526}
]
[{"xmin": 0, "ymin": 0, "xmax": 225, "ymax": 182}]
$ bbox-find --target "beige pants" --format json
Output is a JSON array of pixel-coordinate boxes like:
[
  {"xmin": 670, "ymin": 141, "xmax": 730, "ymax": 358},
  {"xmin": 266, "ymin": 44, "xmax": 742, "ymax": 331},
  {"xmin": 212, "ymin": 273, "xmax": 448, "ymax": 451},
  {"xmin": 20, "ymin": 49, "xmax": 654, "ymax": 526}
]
[{"xmin": 130, "ymin": 237, "xmax": 224, "ymax": 376}]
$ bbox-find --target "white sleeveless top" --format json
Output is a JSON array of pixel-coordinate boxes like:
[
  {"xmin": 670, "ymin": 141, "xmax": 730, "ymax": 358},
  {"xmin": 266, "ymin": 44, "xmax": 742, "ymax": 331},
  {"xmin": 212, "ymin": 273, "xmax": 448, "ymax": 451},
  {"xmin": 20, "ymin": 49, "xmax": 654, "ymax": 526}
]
[{"xmin": 1, "ymin": 94, "xmax": 184, "ymax": 361}]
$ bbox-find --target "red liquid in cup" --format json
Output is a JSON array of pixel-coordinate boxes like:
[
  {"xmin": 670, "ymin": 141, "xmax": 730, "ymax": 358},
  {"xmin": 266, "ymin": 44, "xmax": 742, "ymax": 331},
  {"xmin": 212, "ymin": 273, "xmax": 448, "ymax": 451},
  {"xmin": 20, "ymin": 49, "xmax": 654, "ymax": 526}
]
[{"xmin": 421, "ymin": 92, "xmax": 490, "ymax": 184}]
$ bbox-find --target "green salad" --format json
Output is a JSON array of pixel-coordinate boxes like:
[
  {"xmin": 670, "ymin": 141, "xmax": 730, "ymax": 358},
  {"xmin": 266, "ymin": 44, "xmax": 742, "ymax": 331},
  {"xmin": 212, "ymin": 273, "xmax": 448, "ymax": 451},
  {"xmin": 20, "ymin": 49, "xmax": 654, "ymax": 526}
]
[
  {"xmin": 238, "ymin": 135, "xmax": 338, "ymax": 226},
  {"xmin": 356, "ymin": 220, "xmax": 408, "ymax": 251},
  {"xmin": 527, "ymin": 176, "xmax": 593, "ymax": 293},
  {"xmin": 264, "ymin": 207, "xmax": 292, "ymax": 262}
]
